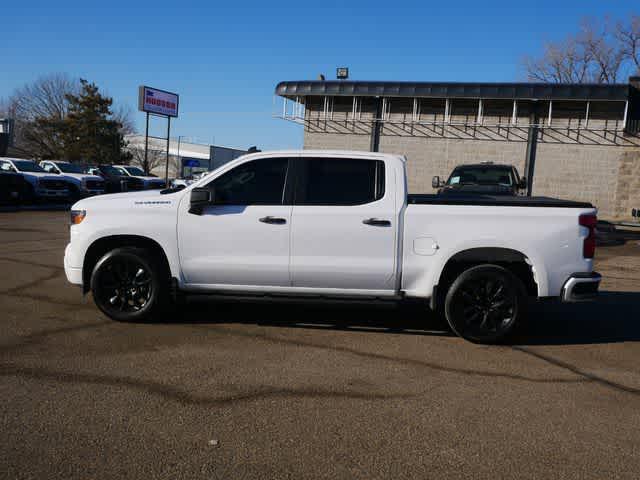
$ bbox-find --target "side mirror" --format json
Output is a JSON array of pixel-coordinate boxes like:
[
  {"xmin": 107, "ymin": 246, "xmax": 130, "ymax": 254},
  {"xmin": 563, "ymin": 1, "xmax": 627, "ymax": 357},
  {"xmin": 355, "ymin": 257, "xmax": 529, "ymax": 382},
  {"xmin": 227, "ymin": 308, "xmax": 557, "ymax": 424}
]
[
  {"xmin": 432, "ymin": 176, "xmax": 441, "ymax": 189},
  {"xmin": 189, "ymin": 187, "xmax": 212, "ymax": 215},
  {"xmin": 519, "ymin": 177, "xmax": 527, "ymax": 189}
]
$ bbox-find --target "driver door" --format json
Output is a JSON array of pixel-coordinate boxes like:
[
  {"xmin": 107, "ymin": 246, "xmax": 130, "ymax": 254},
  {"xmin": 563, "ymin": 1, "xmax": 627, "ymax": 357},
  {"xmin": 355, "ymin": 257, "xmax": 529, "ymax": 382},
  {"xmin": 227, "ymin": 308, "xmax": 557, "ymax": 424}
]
[{"xmin": 178, "ymin": 157, "xmax": 293, "ymax": 288}]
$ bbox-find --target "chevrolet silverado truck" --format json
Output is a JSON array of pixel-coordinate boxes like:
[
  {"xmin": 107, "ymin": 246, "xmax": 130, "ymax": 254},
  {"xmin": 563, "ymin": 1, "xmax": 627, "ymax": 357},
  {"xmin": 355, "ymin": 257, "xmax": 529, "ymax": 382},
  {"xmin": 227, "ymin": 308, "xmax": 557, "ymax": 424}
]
[
  {"xmin": 39, "ymin": 160, "xmax": 105, "ymax": 199},
  {"xmin": 64, "ymin": 150, "xmax": 600, "ymax": 343},
  {"xmin": 0, "ymin": 157, "xmax": 70, "ymax": 202}
]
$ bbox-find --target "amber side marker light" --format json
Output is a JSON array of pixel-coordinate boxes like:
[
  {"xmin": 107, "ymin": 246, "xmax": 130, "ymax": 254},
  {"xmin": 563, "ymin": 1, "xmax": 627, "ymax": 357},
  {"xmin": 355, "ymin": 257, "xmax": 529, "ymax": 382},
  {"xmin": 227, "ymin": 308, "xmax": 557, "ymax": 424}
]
[{"xmin": 70, "ymin": 210, "xmax": 86, "ymax": 225}]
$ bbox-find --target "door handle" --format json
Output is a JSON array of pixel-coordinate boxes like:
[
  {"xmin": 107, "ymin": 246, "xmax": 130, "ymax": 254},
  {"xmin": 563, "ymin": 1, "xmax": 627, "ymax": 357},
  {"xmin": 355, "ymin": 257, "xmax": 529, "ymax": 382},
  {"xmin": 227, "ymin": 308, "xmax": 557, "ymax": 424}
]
[
  {"xmin": 259, "ymin": 216, "xmax": 287, "ymax": 225},
  {"xmin": 362, "ymin": 218, "xmax": 391, "ymax": 227}
]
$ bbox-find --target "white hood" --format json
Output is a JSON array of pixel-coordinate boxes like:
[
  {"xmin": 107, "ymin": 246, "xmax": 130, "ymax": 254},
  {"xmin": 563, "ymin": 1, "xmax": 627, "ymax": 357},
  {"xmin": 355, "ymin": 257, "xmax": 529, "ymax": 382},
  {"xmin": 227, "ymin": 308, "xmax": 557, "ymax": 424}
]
[{"xmin": 60, "ymin": 173, "xmax": 104, "ymax": 182}]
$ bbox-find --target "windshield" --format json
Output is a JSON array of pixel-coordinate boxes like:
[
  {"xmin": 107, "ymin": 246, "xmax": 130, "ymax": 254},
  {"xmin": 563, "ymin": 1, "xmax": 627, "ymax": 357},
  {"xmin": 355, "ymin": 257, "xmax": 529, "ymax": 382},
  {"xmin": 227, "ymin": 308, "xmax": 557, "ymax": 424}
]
[
  {"xmin": 447, "ymin": 167, "xmax": 513, "ymax": 186},
  {"xmin": 124, "ymin": 166, "xmax": 147, "ymax": 176},
  {"xmin": 13, "ymin": 160, "xmax": 46, "ymax": 173},
  {"xmin": 56, "ymin": 162, "xmax": 85, "ymax": 174}
]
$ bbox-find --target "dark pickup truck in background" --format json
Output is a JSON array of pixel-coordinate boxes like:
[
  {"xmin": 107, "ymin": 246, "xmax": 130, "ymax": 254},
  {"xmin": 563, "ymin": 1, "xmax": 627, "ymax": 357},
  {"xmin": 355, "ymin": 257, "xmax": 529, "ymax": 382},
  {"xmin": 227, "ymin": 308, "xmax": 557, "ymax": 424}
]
[{"xmin": 433, "ymin": 163, "xmax": 527, "ymax": 196}]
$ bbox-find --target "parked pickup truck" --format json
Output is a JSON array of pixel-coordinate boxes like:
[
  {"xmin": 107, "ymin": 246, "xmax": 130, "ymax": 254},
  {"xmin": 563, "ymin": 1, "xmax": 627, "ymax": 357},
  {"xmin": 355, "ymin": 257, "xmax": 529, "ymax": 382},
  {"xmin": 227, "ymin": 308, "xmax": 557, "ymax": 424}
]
[
  {"xmin": 0, "ymin": 157, "xmax": 70, "ymax": 202},
  {"xmin": 39, "ymin": 160, "xmax": 105, "ymax": 199},
  {"xmin": 112, "ymin": 165, "xmax": 167, "ymax": 189},
  {"xmin": 64, "ymin": 150, "xmax": 600, "ymax": 343},
  {"xmin": 433, "ymin": 163, "xmax": 527, "ymax": 196}
]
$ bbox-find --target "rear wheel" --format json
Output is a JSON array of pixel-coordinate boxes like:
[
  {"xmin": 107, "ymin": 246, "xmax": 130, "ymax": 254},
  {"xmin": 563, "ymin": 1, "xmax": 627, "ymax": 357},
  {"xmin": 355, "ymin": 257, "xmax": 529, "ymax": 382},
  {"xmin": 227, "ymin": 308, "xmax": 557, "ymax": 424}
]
[
  {"xmin": 90, "ymin": 247, "xmax": 169, "ymax": 322},
  {"xmin": 444, "ymin": 264, "xmax": 526, "ymax": 343}
]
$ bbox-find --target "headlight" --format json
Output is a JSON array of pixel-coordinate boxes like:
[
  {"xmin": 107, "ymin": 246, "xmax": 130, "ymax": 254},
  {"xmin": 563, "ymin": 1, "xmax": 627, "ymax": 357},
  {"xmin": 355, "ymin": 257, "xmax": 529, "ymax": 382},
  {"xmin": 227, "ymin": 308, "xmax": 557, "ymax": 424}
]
[{"xmin": 70, "ymin": 210, "xmax": 86, "ymax": 225}]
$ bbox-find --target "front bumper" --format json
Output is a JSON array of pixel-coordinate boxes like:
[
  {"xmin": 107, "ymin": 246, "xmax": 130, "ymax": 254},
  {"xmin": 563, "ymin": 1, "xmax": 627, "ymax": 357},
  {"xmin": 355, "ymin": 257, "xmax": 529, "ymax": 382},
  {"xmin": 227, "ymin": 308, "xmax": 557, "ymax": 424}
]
[
  {"xmin": 561, "ymin": 272, "xmax": 601, "ymax": 302},
  {"xmin": 64, "ymin": 243, "xmax": 83, "ymax": 285}
]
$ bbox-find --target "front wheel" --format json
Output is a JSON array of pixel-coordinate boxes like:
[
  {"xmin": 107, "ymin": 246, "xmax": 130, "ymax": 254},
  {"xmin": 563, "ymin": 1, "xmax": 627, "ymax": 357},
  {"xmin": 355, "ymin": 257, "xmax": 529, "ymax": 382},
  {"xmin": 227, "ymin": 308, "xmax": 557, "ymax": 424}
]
[
  {"xmin": 90, "ymin": 247, "xmax": 169, "ymax": 322},
  {"xmin": 444, "ymin": 264, "xmax": 526, "ymax": 344}
]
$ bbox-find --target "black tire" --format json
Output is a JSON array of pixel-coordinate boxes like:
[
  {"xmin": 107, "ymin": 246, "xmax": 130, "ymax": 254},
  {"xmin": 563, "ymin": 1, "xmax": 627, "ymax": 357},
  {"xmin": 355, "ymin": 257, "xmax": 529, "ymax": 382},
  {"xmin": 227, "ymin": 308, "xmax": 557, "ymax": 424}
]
[
  {"xmin": 444, "ymin": 264, "xmax": 526, "ymax": 344},
  {"xmin": 90, "ymin": 247, "xmax": 170, "ymax": 322}
]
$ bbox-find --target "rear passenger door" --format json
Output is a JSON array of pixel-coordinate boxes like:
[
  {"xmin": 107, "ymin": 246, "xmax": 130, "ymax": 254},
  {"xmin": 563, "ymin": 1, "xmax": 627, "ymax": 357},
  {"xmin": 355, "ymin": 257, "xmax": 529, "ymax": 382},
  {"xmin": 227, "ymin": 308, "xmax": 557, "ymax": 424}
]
[{"xmin": 290, "ymin": 157, "xmax": 398, "ymax": 293}]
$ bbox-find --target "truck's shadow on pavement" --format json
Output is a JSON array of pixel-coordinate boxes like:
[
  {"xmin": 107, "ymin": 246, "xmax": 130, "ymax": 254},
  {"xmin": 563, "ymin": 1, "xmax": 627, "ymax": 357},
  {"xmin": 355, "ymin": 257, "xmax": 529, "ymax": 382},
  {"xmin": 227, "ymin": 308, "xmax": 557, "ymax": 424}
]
[
  {"xmin": 179, "ymin": 290, "xmax": 640, "ymax": 346},
  {"xmin": 513, "ymin": 291, "xmax": 640, "ymax": 346}
]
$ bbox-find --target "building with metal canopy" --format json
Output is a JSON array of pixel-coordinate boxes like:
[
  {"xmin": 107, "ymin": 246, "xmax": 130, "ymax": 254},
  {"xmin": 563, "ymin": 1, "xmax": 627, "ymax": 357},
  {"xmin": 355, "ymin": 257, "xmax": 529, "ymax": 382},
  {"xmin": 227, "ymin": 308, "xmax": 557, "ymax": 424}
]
[{"xmin": 275, "ymin": 77, "xmax": 640, "ymax": 218}]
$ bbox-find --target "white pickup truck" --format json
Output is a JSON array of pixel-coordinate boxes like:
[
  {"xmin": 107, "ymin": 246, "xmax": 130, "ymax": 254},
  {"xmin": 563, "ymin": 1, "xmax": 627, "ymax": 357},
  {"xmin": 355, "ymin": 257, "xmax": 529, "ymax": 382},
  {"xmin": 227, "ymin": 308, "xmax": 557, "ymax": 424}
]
[
  {"xmin": 39, "ymin": 160, "xmax": 105, "ymax": 198},
  {"xmin": 64, "ymin": 150, "xmax": 600, "ymax": 343}
]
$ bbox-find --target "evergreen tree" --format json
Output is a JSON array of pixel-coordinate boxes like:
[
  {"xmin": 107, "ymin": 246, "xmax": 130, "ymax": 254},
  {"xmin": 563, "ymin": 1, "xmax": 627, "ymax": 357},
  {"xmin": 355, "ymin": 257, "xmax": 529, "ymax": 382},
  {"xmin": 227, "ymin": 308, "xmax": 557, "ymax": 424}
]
[{"xmin": 62, "ymin": 79, "xmax": 131, "ymax": 164}]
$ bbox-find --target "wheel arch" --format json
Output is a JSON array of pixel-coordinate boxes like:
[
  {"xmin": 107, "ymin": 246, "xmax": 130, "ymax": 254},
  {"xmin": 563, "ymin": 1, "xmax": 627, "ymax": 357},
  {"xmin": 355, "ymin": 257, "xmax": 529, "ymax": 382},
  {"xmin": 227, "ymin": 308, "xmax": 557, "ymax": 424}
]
[
  {"xmin": 431, "ymin": 247, "xmax": 539, "ymax": 311},
  {"xmin": 82, "ymin": 235, "xmax": 171, "ymax": 294}
]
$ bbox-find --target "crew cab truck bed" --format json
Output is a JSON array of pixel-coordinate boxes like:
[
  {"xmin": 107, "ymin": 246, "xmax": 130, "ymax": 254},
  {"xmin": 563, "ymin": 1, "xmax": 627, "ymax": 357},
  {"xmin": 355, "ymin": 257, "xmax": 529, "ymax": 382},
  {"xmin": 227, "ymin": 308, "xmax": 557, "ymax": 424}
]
[{"xmin": 64, "ymin": 150, "xmax": 600, "ymax": 343}]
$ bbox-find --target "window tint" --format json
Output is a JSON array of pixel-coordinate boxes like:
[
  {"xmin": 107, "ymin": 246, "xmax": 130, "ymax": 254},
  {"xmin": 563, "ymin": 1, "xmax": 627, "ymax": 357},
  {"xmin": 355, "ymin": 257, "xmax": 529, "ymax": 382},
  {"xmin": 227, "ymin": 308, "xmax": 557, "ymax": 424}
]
[
  {"xmin": 295, "ymin": 158, "xmax": 385, "ymax": 206},
  {"xmin": 207, "ymin": 158, "xmax": 289, "ymax": 205}
]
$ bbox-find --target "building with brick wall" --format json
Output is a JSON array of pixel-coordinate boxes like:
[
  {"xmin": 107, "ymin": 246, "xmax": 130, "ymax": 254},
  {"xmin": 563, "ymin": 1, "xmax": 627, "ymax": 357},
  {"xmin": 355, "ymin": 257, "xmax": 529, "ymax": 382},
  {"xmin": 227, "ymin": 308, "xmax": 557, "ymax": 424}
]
[{"xmin": 275, "ymin": 78, "xmax": 640, "ymax": 219}]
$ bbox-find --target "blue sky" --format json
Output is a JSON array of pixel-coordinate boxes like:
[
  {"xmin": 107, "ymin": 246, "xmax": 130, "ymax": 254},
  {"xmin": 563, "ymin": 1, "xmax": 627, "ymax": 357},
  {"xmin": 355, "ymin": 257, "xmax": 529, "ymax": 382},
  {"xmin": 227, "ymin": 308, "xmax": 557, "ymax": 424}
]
[{"xmin": 1, "ymin": 1, "xmax": 635, "ymax": 150}]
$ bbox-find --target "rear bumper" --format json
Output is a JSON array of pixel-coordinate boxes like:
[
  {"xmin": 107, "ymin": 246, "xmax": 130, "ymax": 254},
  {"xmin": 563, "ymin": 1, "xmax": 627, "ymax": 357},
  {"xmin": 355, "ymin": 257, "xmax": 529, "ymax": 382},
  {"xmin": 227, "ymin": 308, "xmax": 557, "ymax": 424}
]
[{"xmin": 561, "ymin": 272, "xmax": 601, "ymax": 302}]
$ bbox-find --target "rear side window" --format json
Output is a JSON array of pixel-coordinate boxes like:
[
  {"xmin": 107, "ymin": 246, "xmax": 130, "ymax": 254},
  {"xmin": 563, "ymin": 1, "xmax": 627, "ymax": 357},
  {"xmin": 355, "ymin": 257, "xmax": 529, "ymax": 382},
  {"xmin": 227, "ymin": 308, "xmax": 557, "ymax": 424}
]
[
  {"xmin": 295, "ymin": 158, "xmax": 385, "ymax": 206},
  {"xmin": 207, "ymin": 158, "xmax": 289, "ymax": 205}
]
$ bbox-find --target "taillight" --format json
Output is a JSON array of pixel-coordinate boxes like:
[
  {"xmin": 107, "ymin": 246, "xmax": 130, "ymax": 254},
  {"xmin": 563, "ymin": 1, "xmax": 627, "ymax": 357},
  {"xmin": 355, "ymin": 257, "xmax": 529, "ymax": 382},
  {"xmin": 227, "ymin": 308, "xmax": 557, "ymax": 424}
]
[{"xmin": 579, "ymin": 214, "xmax": 597, "ymax": 258}]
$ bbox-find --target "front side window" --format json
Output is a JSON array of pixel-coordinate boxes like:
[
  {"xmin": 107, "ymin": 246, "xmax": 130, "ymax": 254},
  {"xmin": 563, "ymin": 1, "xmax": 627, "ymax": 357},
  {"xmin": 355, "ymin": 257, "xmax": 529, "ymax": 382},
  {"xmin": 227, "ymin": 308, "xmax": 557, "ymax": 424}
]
[
  {"xmin": 101, "ymin": 166, "xmax": 122, "ymax": 176},
  {"xmin": 124, "ymin": 166, "xmax": 147, "ymax": 176},
  {"xmin": 295, "ymin": 158, "xmax": 385, "ymax": 206},
  {"xmin": 207, "ymin": 158, "xmax": 289, "ymax": 205},
  {"xmin": 56, "ymin": 162, "xmax": 85, "ymax": 174},
  {"xmin": 114, "ymin": 167, "xmax": 129, "ymax": 176}
]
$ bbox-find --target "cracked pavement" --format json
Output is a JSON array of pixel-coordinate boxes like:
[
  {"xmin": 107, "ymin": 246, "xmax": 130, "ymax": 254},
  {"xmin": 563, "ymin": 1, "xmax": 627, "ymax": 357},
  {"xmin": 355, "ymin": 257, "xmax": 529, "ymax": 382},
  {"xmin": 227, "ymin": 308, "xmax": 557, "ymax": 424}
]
[{"xmin": 1, "ymin": 211, "xmax": 640, "ymax": 479}]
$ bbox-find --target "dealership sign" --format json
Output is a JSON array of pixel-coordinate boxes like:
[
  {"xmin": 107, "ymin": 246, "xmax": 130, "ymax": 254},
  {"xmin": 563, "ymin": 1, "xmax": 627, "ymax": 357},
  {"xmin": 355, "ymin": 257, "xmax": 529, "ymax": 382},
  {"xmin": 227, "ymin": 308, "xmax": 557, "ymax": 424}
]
[{"xmin": 138, "ymin": 86, "xmax": 179, "ymax": 117}]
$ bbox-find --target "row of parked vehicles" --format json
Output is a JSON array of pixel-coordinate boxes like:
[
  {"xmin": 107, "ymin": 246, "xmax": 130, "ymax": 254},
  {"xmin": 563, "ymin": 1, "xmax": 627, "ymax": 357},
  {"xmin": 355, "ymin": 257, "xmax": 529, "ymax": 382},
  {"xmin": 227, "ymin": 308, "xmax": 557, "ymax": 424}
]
[{"xmin": 0, "ymin": 158, "xmax": 167, "ymax": 204}]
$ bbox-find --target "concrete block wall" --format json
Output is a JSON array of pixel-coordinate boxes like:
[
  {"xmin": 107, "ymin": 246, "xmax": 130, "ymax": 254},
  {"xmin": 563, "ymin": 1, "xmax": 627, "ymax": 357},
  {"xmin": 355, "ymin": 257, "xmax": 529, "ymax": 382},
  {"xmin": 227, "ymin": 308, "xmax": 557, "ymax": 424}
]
[
  {"xmin": 305, "ymin": 130, "xmax": 373, "ymax": 152},
  {"xmin": 532, "ymin": 144, "xmax": 621, "ymax": 216},
  {"xmin": 303, "ymin": 128, "xmax": 640, "ymax": 219},
  {"xmin": 614, "ymin": 149, "xmax": 640, "ymax": 218},
  {"xmin": 378, "ymin": 136, "xmax": 526, "ymax": 194}
]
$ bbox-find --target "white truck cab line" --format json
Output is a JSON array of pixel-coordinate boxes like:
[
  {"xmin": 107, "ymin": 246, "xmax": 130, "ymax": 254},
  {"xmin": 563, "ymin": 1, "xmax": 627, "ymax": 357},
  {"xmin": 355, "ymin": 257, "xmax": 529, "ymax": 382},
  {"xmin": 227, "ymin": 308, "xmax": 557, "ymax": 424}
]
[
  {"xmin": 0, "ymin": 157, "xmax": 70, "ymax": 201},
  {"xmin": 39, "ymin": 160, "xmax": 105, "ymax": 198},
  {"xmin": 64, "ymin": 150, "xmax": 600, "ymax": 343},
  {"xmin": 112, "ymin": 165, "xmax": 166, "ymax": 189}
]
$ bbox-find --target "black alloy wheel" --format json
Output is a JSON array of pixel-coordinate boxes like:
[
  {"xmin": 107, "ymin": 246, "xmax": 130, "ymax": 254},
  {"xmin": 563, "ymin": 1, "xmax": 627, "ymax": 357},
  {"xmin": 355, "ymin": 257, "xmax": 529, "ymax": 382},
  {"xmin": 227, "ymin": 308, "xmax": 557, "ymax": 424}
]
[
  {"xmin": 91, "ymin": 247, "xmax": 167, "ymax": 322},
  {"xmin": 445, "ymin": 264, "xmax": 526, "ymax": 343}
]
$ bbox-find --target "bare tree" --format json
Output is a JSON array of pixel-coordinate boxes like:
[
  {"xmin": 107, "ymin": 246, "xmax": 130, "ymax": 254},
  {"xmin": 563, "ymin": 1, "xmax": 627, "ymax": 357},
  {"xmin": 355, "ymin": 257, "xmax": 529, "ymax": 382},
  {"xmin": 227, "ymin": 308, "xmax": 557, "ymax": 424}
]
[
  {"xmin": 524, "ymin": 16, "xmax": 639, "ymax": 83},
  {"xmin": 112, "ymin": 103, "xmax": 136, "ymax": 136},
  {"xmin": 128, "ymin": 145, "xmax": 166, "ymax": 174},
  {"xmin": 8, "ymin": 74, "xmax": 78, "ymax": 158},
  {"xmin": 524, "ymin": 37, "xmax": 594, "ymax": 83},
  {"xmin": 616, "ymin": 15, "xmax": 640, "ymax": 74}
]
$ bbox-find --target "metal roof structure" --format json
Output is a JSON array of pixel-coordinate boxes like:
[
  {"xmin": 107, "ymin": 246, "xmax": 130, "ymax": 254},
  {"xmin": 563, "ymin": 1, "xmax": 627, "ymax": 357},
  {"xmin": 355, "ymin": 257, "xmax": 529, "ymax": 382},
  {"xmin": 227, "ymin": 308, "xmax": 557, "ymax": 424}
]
[{"xmin": 276, "ymin": 80, "xmax": 634, "ymax": 101}]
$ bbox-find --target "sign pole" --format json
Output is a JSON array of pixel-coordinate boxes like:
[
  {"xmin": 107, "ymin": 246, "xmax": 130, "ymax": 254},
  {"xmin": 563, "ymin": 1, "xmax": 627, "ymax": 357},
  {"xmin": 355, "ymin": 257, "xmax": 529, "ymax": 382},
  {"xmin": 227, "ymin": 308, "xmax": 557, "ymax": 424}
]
[
  {"xmin": 165, "ymin": 116, "xmax": 171, "ymax": 186},
  {"xmin": 143, "ymin": 112, "xmax": 150, "ymax": 174}
]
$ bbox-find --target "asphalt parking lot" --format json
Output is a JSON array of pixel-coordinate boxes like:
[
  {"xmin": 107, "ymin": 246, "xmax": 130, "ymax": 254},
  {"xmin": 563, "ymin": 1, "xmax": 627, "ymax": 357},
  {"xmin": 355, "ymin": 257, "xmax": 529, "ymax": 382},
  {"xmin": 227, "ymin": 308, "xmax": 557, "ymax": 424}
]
[{"xmin": 1, "ymin": 211, "xmax": 639, "ymax": 479}]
